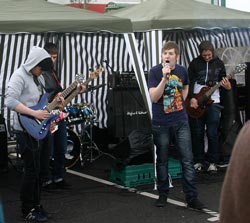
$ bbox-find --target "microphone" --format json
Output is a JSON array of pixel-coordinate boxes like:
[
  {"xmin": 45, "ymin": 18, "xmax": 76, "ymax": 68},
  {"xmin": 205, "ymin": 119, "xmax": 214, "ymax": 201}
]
[
  {"xmin": 165, "ymin": 60, "xmax": 171, "ymax": 78},
  {"xmin": 165, "ymin": 60, "xmax": 170, "ymax": 67}
]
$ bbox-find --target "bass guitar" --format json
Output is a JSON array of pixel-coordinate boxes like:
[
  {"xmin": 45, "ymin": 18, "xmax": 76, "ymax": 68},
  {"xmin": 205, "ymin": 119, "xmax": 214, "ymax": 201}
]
[
  {"xmin": 19, "ymin": 67, "xmax": 102, "ymax": 140},
  {"xmin": 186, "ymin": 63, "xmax": 247, "ymax": 119}
]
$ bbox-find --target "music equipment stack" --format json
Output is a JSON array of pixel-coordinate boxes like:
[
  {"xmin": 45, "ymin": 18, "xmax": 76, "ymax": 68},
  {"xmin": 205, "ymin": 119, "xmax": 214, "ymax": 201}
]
[
  {"xmin": 107, "ymin": 88, "xmax": 151, "ymax": 139},
  {"xmin": 109, "ymin": 71, "xmax": 148, "ymax": 89}
]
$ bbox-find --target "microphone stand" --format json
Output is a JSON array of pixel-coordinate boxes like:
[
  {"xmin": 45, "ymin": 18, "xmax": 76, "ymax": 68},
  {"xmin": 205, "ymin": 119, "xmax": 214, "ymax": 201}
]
[{"xmin": 103, "ymin": 60, "xmax": 120, "ymax": 89}]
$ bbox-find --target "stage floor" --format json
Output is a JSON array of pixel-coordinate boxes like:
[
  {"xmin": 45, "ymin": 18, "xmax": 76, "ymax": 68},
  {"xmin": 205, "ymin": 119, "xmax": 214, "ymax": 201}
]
[{"xmin": 0, "ymin": 151, "xmax": 226, "ymax": 223}]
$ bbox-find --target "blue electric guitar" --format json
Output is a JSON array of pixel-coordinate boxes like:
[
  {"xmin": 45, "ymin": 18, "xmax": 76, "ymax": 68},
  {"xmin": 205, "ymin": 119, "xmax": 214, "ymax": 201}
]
[
  {"xmin": 19, "ymin": 68, "xmax": 102, "ymax": 140},
  {"xmin": 18, "ymin": 73, "xmax": 84, "ymax": 140}
]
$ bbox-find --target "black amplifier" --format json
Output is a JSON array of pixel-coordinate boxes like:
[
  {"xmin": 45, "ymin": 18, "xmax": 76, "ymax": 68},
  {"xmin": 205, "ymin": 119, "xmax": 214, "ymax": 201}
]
[{"xmin": 109, "ymin": 71, "xmax": 148, "ymax": 89}]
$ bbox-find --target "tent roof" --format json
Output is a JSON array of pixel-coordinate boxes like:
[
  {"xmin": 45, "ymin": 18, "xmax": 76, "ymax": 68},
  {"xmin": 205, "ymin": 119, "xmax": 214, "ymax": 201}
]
[
  {"xmin": 0, "ymin": 0, "xmax": 133, "ymax": 33},
  {"xmin": 112, "ymin": 0, "xmax": 250, "ymax": 31}
]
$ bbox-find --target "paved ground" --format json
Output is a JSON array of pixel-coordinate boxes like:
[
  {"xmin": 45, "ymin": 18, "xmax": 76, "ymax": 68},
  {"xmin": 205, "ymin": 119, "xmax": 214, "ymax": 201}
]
[{"xmin": 0, "ymin": 150, "xmax": 226, "ymax": 223}]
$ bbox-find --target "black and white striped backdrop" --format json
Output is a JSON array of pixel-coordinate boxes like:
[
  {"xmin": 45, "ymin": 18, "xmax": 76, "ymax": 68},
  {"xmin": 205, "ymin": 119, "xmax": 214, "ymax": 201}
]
[
  {"xmin": 1, "ymin": 28, "xmax": 250, "ymax": 136},
  {"xmin": 0, "ymin": 32, "xmax": 136, "ymax": 134}
]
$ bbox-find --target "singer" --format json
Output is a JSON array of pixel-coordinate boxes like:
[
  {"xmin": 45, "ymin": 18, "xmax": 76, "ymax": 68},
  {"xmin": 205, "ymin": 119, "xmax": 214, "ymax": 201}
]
[{"xmin": 148, "ymin": 41, "xmax": 205, "ymax": 210}]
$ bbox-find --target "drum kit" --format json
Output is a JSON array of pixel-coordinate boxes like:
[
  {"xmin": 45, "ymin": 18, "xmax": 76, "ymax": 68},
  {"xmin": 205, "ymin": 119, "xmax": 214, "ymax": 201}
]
[
  {"xmin": 64, "ymin": 84, "xmax": 114, "ymax": 168},
  {"xmin": 64, "ymin": 102, "xmax": 95, "ymax": 168}
]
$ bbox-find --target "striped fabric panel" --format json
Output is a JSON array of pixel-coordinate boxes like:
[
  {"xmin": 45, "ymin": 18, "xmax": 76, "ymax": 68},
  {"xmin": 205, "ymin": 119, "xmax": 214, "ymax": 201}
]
[
  {"xmin": 1, "ymin": 28, "xmax": 250, "ymax": 135},
  {"xmin": 0, "ymin": 32, "xmax": 133, "ymax": 135},
  {"xmin": 163, "ymin": 28, "xmax": 250, "ymax": 66}
]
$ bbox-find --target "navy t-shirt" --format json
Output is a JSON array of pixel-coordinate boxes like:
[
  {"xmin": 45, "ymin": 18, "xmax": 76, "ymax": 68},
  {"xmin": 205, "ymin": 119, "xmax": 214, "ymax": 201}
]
[{"xmin": 148, "ymin": 63, "xmax": 189, "ymax": 126}]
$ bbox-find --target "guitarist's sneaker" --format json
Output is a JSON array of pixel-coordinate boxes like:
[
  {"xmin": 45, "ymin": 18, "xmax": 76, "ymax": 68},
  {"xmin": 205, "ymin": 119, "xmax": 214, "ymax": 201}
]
[
  {"xmin": 207, "ymin": 163, "xmax": 218, "ymax": 174},
  {"xmin": 23, "ymin": 207, "xmax": 48, "ymax": 222},
  {"xmin": 194, "ymin": 163, "xmax": 204, "ymax": 172}
]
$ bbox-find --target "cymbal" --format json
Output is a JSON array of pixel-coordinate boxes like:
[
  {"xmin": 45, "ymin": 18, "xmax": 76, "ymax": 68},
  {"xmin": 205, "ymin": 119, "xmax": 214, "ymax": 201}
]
[{"xmin": 87, "ymin": 84, "xmax": 106, "ymax": 92}]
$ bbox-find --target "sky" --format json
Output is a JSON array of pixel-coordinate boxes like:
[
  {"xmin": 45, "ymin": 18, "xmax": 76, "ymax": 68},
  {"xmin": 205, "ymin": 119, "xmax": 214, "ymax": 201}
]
[{"xmin": 226, "ymin": 0, "xmax": 250, "ymax": 12}]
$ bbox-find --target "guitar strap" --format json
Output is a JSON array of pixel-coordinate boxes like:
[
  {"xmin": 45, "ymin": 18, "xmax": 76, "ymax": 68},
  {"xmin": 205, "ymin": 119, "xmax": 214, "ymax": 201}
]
[
  {"xmin": 33, "ymin": 75, "xmax": 46, "ymax": 100},
  {"xmin": 207, "ymin": 63, "xmax": 219, "ymax": 86}
]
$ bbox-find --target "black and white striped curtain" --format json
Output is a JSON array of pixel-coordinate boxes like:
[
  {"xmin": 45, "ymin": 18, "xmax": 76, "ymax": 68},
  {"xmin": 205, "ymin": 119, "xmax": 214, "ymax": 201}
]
[
  {"xmin": 0, "ymin": 32, "xmax": 135, "ymax": 135},
  {"xmin": 163, "ymin": 28, "xmax": 250, "ymax": 66},
  {"xmin": 1, "ymin": 28, "xmax": 250, "ymax": 136}
]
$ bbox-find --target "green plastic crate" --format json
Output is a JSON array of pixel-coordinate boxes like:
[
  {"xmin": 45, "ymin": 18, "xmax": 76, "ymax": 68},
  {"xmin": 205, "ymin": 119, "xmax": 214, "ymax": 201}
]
[
  {"xmin": 168, "ymin": 158, "xmax": 182, "ymax": 179},
  {"xmin": 110, "ymin": 163, "xmax": 154, "ymax": 187},
  {"xmin": 110, "ymin": 158, "xmax": 182, "ymax": 187}
]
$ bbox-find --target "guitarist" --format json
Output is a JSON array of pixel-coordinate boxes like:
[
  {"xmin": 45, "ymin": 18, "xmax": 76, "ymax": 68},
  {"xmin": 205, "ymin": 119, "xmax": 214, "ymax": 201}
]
[
  {"xmin": 5, "ymin": 46, "xmax": 61, "ymax": 221},
  {"xmin": 187, "ymin": 41, "xmax": 231, "ymax": 174}
]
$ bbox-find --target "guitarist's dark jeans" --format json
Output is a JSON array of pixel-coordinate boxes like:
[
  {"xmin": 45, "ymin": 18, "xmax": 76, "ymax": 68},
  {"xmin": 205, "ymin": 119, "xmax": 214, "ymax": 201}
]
[
  {"xmin": 15, "ymin": 131, "xmax": 43, "ymax": 215},
  {"xmin": 189, "ymin": 103, "xmax": 221, "ymax": 165}
]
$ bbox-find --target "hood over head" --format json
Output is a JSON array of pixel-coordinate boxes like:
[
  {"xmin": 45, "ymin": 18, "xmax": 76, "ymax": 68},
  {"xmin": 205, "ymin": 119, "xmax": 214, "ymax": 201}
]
[{"xmin": 23, "ymin": 46, "xmax": 51, "ymax": 73}]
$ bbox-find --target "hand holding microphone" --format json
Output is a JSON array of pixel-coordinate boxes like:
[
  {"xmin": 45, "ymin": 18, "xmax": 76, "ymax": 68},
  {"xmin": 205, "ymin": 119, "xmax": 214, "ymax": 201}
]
[{"xmin": 162, "ymin": 60, "xmax": 171, "ymax": 81}]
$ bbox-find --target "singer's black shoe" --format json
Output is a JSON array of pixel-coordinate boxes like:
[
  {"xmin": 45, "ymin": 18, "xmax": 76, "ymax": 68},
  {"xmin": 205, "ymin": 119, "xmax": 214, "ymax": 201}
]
[
  {"xmin": 155, "ymin": 195, "xmax": 167, "ymax": 207},
  {"xmin": 54, "ymin": 180, "xmax": 71, "ymax": 190},
  {"xmin": 187, "ymin": 198, "xmax": 206, "ymax": 211}
]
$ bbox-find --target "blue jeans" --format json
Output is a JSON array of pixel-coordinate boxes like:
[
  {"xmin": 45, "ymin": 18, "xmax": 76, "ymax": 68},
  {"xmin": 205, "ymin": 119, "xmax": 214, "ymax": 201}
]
[
  {"xmin": 152, "ymin": 121, "xmax": 198, "ymax": 202},
  {"xmin": 189, "ymin": 103, "xmax": 221, "ymax": 164}
]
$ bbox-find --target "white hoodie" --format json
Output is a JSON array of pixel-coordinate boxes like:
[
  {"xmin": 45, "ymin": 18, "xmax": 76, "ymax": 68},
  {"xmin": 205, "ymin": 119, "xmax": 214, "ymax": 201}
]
[{"xmin": 5, "ymin": 46, "xmax": 50, "ymax": 131}]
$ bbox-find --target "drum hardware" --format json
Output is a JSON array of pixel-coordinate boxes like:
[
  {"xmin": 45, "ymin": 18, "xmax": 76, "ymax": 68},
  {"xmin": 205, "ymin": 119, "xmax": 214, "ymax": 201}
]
[
  {"xmin": 86, "ymin": 84, "xmax": 106, "ymax": 92},
  {"xmin": 79, "ymin": 120, "xmax": 116, "ymax": 166},
  {"xmin": 65, "ymin": 103, "xmax": 115, "ymax": 168},
  {"xmin": 64, "ymin": 103, "xmax": 96, "ymax": 126},
  {"xmin": 79, "ymin": 121, "xmax": 102, "ymax": 165},
  {"xmin": 65, "ymin": 127, "xmax": 81, "ymax": 169}
]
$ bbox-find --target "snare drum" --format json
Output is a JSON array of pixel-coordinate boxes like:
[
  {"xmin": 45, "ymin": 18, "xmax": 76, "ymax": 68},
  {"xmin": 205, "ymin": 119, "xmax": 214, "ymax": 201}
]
[{"xmin": 65, "ymin": 128, "xmax": 80, "ymax": 168}]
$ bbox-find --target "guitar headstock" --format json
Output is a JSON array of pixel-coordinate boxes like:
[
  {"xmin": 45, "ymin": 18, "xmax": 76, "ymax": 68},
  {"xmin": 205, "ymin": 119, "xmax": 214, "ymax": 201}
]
[
  {"xmin": 234, "ymin": 63, "xmax": 247, "ymax": 74},
  {"xmin": 89, "ymin": 66, "xmax": 104, "ymax": 80},
  {"xmin": 75, "ymin": 73, "xmax": 85, "ymax": 84}
]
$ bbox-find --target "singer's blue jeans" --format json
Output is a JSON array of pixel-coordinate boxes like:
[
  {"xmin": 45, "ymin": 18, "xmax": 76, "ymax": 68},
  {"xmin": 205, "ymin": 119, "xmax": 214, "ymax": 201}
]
[{"xmin": 152, "ymin": 121, "xmax": 198, "ymax": 202}]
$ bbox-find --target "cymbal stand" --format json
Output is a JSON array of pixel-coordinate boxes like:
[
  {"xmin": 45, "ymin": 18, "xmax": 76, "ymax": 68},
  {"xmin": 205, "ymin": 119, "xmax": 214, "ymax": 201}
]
[{"xmin": 79, "ymin": 120, "xmax": 116, "ymax": 167}]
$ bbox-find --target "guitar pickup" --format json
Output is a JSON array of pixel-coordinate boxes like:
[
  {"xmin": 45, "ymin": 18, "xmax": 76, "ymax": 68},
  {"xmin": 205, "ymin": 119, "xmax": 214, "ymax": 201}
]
[{"xmin": 35, "ymin": 118, "xmax": 42, "ymax": 125}]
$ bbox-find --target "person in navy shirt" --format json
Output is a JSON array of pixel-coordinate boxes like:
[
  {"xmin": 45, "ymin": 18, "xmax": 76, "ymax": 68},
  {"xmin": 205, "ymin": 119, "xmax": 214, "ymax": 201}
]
[{"xmin": 148, "ymin": 41, "xmax": 205, "ymax": 210}]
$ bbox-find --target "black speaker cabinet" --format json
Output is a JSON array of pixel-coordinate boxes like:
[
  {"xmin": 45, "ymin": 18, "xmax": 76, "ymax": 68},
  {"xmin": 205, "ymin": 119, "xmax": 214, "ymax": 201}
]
[
  {"xmin": 245, "ymin": 62, "xmax": 250, "ymax": 121},
  {"xmin": 107, "ymin": 88, "xmax": 151, "ymax": 139}
]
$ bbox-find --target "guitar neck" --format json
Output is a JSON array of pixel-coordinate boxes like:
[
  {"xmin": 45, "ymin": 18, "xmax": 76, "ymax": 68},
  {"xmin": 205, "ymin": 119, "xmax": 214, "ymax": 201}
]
[
  {"xmin": 64, "ymin": 87, "xmax": 81, "ymax": 106},
  {"xmin": 204, "ymin": 73, "xmax": 233, "ymax": 98},
  {"xmin": 63, "ymin": 76, "xmax": 94, "ymax": 106},
  {"xmin": 83, "ymin": 77, "xmax": 93, "ymax": 86},
  {"xmin": 44, "ymin": 69, "xmax": 99, "ymax": 112},
  {"xmin": 45, "ymin": 81, "xmax": 78, "ymax": 112}
]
